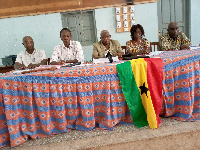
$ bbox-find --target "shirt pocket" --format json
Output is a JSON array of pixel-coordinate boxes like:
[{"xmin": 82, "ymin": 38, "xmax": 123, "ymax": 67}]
[
  {"xmin": 98, "ymin": 50, "xmax": 105, "ymax": 57},
  {"xmin": 111, "ymin": 49, "xmax": 116, "ymax": 56}
]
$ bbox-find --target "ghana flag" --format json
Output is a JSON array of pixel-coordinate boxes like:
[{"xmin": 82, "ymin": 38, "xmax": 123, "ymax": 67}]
[{"xmin": 116, "ymin": 58, "xmax": 163, "ymax": 129}]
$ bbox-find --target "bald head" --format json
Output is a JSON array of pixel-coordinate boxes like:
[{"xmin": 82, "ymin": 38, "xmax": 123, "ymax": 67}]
[
  {"xmin": 100, "ymin": 30, "xmax": 111, "ymax": 45},
  {"xmin": 168, "ymin": 22, "xmax": 178, "ymax": 29},
  {"xmin": 22, "ymin": 36, "xmax": 34, "ymax": 51},
  {"xmin": 100, "ymin": 30, "xmax": 110, "ymax": 37},
  {"xmin": 22, "ymin": 36, "xmax": 33, "ymax": 44},
  {"xmin": 167, "ymin": 22, "xmax": 179, "ymax": 39}
]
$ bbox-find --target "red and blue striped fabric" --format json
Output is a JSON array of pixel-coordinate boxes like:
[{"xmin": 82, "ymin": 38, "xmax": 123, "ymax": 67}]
[
  {"xmin": 1, "ymin": 49, "xmax": 200, "ymax": 148},
  {"xmin": 0, "ymin": 63, "xmax": 132, "ymax": 148},
  {"xmin": 157, "ymin": 49, "xmax": 200, "ymax": 121}
]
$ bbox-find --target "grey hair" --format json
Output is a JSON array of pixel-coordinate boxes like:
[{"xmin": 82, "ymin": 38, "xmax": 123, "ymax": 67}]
[
  {"xmin": 22, "ymin": 36, "xmax": 32, "ymax": 44},
  {"xmin": 100, "ymin": 30, "xmax": 110, "ymax": 37}
]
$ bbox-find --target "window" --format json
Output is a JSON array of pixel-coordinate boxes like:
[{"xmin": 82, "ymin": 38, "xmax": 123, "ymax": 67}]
[{"xmin": 61, "ymin": 10, "xmax": 97, "ymax": 46}]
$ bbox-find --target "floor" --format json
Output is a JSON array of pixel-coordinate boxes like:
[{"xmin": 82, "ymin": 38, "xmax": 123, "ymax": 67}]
[{"xmin": 1, "ymin": 117, "xmax": 200, "ymax": 150}]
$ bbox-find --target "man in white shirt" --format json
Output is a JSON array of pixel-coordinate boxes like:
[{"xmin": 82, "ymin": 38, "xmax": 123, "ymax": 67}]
[
  {"xmin": 14, "ymin": 36, "xmax": 47, "ymax": 69},
  {"xmin": 51, "ymin": 28, "xmax": 84, "ymax": 65}
]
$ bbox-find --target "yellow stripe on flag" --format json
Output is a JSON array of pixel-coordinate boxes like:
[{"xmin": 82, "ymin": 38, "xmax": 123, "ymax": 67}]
[{"xmin": 130, "ymin": 59, "xmax": 158, "ymax": 129}]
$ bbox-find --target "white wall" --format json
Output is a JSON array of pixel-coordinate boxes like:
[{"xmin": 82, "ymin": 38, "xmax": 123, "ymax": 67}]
[
  {"xmin": 0, "ymin": 2, "xmax": 158, "ymax": 65},
  {"xmin": 190, "ymin": 0, "xmax": 200, "ymax": 46},
  {"xmin": 95, "ymin": 2, "xmax": 158, "ymax": 46},
  {"xmin": 0, "ymin": 13, "xmax": 62, "ymax": 64}
]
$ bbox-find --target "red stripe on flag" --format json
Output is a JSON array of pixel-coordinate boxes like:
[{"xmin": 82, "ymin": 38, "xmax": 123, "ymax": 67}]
[{"xmin": 144, "ymin": 58, "xmax": 163, "ymax": 127}]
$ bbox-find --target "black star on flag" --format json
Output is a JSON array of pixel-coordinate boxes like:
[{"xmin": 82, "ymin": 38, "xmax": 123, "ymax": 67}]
[{"xmin": 139, "ymin": 82, "xmax": 149, "ymax": 97}]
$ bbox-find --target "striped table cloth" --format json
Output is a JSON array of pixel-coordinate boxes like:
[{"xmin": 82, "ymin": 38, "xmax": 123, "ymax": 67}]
[
  {"xmin": 158, "ymin": 49, "xmax": 200, "ymax": 121},
  {"xmin": 0, "ymin": 49, "xmax": 200, "ymax": 148},
  {"xmin": 0, "ymin": 62, "xmax": 132, "ymax": 148}
]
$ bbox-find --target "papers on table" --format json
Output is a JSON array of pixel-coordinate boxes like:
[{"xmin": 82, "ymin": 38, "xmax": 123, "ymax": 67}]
[
  {"xmin": 190, "ymin": 46, "xmax": 200, "ymax": 50},
  {"xmin": 12, "ymin": 65, "xmax": 61, "ymax": 74},
  {"xmin": 149, "ymin": 51, "xmax": 164, "ymax": 56},
  {"xmin": 93, "ymin": 57, "xmax": 119, "ymax": 64},
  {"xmin": 35, "ymin": 65, "xmax": 61, "ymax": 70},
  {"xmin": 12, "ymin": 69, "xmax": 33, "ymax": 74}
]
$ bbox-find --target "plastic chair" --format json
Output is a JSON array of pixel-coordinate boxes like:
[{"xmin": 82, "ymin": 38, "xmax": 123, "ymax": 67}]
[
  {"xmin": 121, "ymin": 46, "xmax": 127, "ymax": 54},
  {"xmin": 150, "ymin": 42, "xmax": 159, "ymax": 52}
]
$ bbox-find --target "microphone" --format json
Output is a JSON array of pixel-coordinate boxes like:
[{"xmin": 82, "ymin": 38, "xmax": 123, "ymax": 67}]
[{"xmin": 106, "ymin": 51, "xmax": 113, "ymax": 63}]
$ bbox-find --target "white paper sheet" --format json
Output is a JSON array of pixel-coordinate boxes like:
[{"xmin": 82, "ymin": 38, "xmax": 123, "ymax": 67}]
[
  {"xmin": 93, "ymin": 57, "xmax": 119, "ymax": 64},
  {"xmin": 123, "ymin": 14, "xmax": 127, "ymax": 21},
  {"xmin": 123, "ymin": 7, "xmax": 127, "ymax": 13},
  {"xmin": 12, "ymin": 69, "xmax": 33, "ymax": 74},
  {"xmin": 116, "ymin": 15, "xmax": 120, "ymax": 21},
  {"xmin": 130, "ymin": 14, "xmax": 135, "ymax": 20},
  {"xmin": 124, "ymin": 21, "xmax": 128, "ymax": 27},
  {"xmin": 116, "ymin": 7, "xmax": 120, "ymax": 14},
  {"xmin": 117, "ymin": 22, "xmax": 121, "ymax": 28},
  {"xmin": 35, "ymin": 65, "xmax": 61, "ymax": 70},
  {"xmin": 130, "ymin": 6, "xmax": 134, "ymax": 12},
  {"xmin": 149, "ymin": 51, "xmax": 164, "ymax": 56},
  {"xmin": 190, "ymin": 46, "xmax": 200, "ymax": 50}
]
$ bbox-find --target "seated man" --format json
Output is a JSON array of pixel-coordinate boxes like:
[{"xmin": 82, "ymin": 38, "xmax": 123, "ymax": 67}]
[
  {"xmin": 159, "ymin": 22, "xmax": 191, "ymax": 51},
  {"xmin": 14, "ymin": 36, "xmax": 47, "ymax": 69},
  {"xmin": 92, "ymin": 30, "xmax": 124, "ymax": 58},
  {"xmin": 51, "ymin": 28, "xmax": 84, "ymax": 65}
]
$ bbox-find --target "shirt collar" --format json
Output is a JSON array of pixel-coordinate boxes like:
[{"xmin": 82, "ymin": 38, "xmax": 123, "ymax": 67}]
[
  {"xmin": 100, "ymin": 40, "xmax": 112, "ymax": 49},
  {"xmin": 166, "ymin": 32, "xmax": 181, "ymax": 41},
  {"xmin": 25, "ymin": 48, "xmax": 36, "ymax": 55},
  {"xmin": 61, "ymin": 40, "xmax": 73, "ymax": 49}
]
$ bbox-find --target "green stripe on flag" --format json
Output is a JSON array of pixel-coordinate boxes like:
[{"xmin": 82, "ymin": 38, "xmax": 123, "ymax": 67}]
[{"xmin": 116, "ymin": 61, "xmax": 148, "ymax": 128}]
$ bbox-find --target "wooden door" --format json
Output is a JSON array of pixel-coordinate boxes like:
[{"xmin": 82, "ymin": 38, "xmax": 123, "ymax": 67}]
[
  {"xmin": 158, "ymin": 0, "xmax": 190, "ymax": 37},
  {"xmin": 61, "ymin": 11, "xmax": 97, "ymax": 46}
]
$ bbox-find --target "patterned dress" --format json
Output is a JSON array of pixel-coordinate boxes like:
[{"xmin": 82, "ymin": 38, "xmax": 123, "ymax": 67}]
[
  {"xmin": 159, "ymin": 32, "xmax": 192, "ymax": 51},
  {"xmin": 126, "ymin": 38, "xmax": 149, "ymax": 53}
]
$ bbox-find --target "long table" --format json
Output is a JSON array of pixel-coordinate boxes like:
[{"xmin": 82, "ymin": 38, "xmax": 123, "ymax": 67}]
[
  {"xmin": 159, "ymin": 49, "xmax": 200, "ymax": 121},
  {"xmin": 0, "ymin": 61, "xmax": 133, "ymax": 148},
  {"xmin": 0, "ymin": 65, "xmax": 15, "ymax": 73},
  {"xmin": 0, "ymin": 49, "xmax": 200, "ymax": 148}
]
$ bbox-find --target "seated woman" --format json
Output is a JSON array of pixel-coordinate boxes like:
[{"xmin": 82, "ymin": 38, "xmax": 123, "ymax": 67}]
[
  {"xmin": 92, "ymin": 30, "xmax": 124, "ymax": 58},
  {"xmin": 126, "ymin": 24, "xmax": 150, "ymax": 55}
]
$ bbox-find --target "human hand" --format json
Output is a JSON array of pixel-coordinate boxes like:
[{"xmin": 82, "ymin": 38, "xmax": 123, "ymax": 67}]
[
  {"xmin": 142, "ymin": 47, "xmax": 150, "ymax": 55},
  {"xmin": 27, "ymin": 63, "xmax": 37, "ymax": 69},
  {"xmin": 137, "ymin": 51, "xmax": 143, "ymax": 55},
  {"xmin": 59, "ymin": 60, "xmax": 66, "ymax": 65},
  {"xmin": 117, "ymin": 52, "xmax": 124, "ymax": 58},
  {"xmin": 19, "ymin": 64, "xmax": 26, "ymax": 70},
  {"xmin": 141, "ymin": 50, "xmax": 148, "ymax": 55},
  {"xmin": 180, "ymin": 44, "xmax": 190, "ymax": 50}
]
